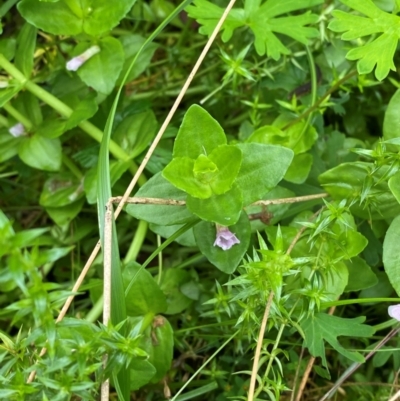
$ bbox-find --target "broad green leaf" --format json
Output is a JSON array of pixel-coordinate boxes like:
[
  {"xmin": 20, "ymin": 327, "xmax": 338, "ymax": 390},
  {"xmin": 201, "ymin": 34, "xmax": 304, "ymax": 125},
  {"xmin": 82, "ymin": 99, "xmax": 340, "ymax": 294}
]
[
  {"xmin": 235, "ymin": 143, "xmax": 293, "ymax": 205},
  {"xmin": 123, "ymin": 261, "xmax": 167, "ymax": 316},
  {"xmin": 0, "ymin": 131, "xmax": 21, "ymax": 162},
  {"xmin": 126, "ymin": 172, "xmax": 196, "ymax": 226},
  {"xmin": 18, "ymin": 134, "xmax": 62, "ymax": 171},
  {"xmin": 77, "ymin": 37, "xmax": 125, "ymax": 95},
  {"xmin": 39, "ymin": 173, "xmax": 84, "ymax": 207},
  {"xmin": 383, "ymin": 215, "xmax": 400, "ymax": 296},
  {"xmin": 389, "ymin": 171, "xmax": 400, "ymax": 204},
  {"xmin": 383, "ymin": 89, "xmax": 400, "ymax": 141},
  {"xmin": 118, "ymin": 35, "xmax": 158, "ymax": 84},
  {"xmin": 301, "ymin": 313, "xmax": 374, "ymax": 368},
  {"xmin": 45, "ymin": 198, "xmax": 85, "ymax": 226},
  {"xmin": 208, "ymin": 145, "xmax": 242, "ymax": 194},
  {"xmin": 0, "ymin": 86, "xmax": 23, "ymax": 108},
  {"xmin": 15, "ymin": 23, "xmax": 36, "ymax": 78},
  {"xmin": 187, "ymin": 184, "xmax": 243, "ymax": 225},
  {"xmin": 64, "ymin": 95, "xmax": 98, "ymax": 131},
  {"xmin": 138, "ymin": 316, "xmax": 173, "ymax": 383},
  {"xmin": 194, "ymin": 211, "xmax": 251, "ymax": 274},
  {"xmin": 187, "ymin": 0, "xmax": 322, "ymax": 60},
  {"xmin": 0, "ymin": 38, "xmax": 16, "ymax": 60},
  {"xmin": 129, "ymin": 359, "xmax": 156, "ymax": 390},
  {"xmin": 329, "ymin": 0, "xmax": 399, "ymax": 80},
  {"xmin": 284, "ymin": 153, "xmax": 313, "ymax": 184},
  {"xmin": 158, "ymin": 268, "xmax": 193, "ymax": 314},
  {"xmin": 18, "ymin": 0, "xmax": 137, "ymax": 36},
  {"xmin": 173, "ymin": 105, "xmax": 226, "ymax": 158},
  {"xmin": 345, "ymin": 257, "xmax": 378, "ymax": 292},
  {"xmin": 11, "ymin": 228, "xmax": 49, "ymax": 248},
  {"xmin": 113, "ymin": 110, "xmax": 157, "ymax": 159},
  {"xmin": 162, "ymin": 157, "xmax": 211, "ymax": 198},
  {"xmin": 319, "ymin": 162, "xmax": 400, "ymax": 219},
  {"xmin": 36, "ymin": 118, "xmax": 66, "ymax": 138}
]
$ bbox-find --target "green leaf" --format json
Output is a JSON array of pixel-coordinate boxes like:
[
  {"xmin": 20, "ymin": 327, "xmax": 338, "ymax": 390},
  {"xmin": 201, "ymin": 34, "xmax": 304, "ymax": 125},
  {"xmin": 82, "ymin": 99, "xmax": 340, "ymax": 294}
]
[
  {"xmin": 319, "ymin": 162, "xmax": 400, "ymax": 219},
  {"xmin": 389, "ymin": 171, "xmax": 400, "ymax": 204},
  {"xmin": 173, "ymin": 105, "xmax": 226, "ymax": 158},
  {"xmin": 235, "ymin": 143, "xmax": 293, "ymax": 205},
  {"xmin": 0, "ymin": 38, "xmax": 16, "ymax": 61},
  {"xmin": 123, "ymin": 261, "xmax": 167, "ymax": 316},
  {"xmin": 45, "ymin": 198, "xmax": 85, "ymax": 226},
  {"xmin": 138, "ymin": 316, "xmax": 174, "ymax": 383},
  {"xmin": 129, "ymin": 359, "xmax": 156, "ymax": 391},
  {"xmin": 301, "ymin": 313, "xmax": 374, "ymax": 368},
  {"xmin": 36, "ymin": 118, "xmax": 66, "ymax": 139},
  {"xmin": 125, "ymin": 172, "xmax": 196, "ymax": 226},
  {"xmin": 113, "ymin": 110, "xmax": 157, "ymax": 158},
  {"xmin": 0, "ymin": 130, "xmax": 21, "ymax": 162},
  {"xmin": 187, "ymin": 0, "xmax": 322, "ymax": 60},
  {"xmin": 64, "ymin": 95, "xmax": 98, "ymax": 131},
  {"xmin": 345, "ymin": 257, "xmax": 378, "ymax": 292},
  {"xmin": 383, "ymin": 89, "xmax": 400, "ymax": 141},
  {"xmin": 158, "ymin": 268, "xmax": 193, "ymax": 314},
  {"xmin": 118, "ymin": 35, "xmax": 158, "ymax": 84},
  {"xmin": 194, "ymin": 211, "xmax": 251, "ymax": 274},
  {"xmin": 15, "ymin": 22, "xmax": 37, "ymax": 78},
  {"xmin": 77, "ymin": 37, "xmax": 125, "ymax": 95},
  {"xmin": 329, "ymin": 0, "xmax": 399, "ymax": 80},
  {"xmin": 284, "ymin": 153, "xmax": 313, "ymax": 184},
  {"xmin": 187, "ymin": 184, "xmax": 243, "ymax": 225},
  {"xmin": 18, "ymin": 134, "xmax": 61, "ymax": 171},
  {"xmin": 150, "ymin": 223, "xmax": 196, "ymax": 247},
  {"xmin": 18, "ymin": 0, "xmax": 137, "ymax": 36},
  {"xmin": 39, "ymin": 173, "xmax": 84, "ymax": 207},
  {"xmin": 383, "ymin": 215, "xmax": 400, "ymax": 296}
]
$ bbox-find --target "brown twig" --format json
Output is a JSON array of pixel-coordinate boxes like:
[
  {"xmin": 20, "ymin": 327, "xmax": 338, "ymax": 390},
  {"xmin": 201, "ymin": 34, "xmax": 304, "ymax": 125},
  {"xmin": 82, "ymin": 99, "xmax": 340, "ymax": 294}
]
[{"xmin": 247, "ymin": 290, "xmax": 275, "ymax": 401}]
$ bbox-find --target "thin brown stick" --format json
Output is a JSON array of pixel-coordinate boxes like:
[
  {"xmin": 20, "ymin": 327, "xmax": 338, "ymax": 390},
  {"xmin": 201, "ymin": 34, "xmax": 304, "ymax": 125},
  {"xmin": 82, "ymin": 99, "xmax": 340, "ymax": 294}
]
[
  {"xmin": 282, "ymin": 70, "xmax": 358, "ymax": 131},
  {"xmin": 101, "ymin": 203, "xmax": 112, "ymax": 401},
  {"xmin": 27, "ymin": 0, "xmax": 239, "ymax": 384},
  {"xmin": 295, "ymin": 356, "xmax": 315, "ymax": 401},
  {"xmin": 388, "ymin": 387, "xmax": 400, "ymax": 401},
  {"xmin": 290, "ymin": 347, "xmax": 305, "ymax": 401},
  {"xmin": 109, "ymin": 192, "xmax": 328, "ymax": 207},
  {"xmin": 247, "ymin": 290, "xmax": 275, "ymax": 401}
]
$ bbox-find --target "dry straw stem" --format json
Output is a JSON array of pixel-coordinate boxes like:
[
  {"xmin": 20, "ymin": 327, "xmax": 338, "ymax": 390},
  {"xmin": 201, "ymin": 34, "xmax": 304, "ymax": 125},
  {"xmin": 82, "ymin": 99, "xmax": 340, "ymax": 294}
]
[
  {"xmin": 27, "ymin": 0, "xmax": 239, "ymax": 384},
  {"xmin": 100, "ymin": 203, "xmax": 113, "ymax": 401}
]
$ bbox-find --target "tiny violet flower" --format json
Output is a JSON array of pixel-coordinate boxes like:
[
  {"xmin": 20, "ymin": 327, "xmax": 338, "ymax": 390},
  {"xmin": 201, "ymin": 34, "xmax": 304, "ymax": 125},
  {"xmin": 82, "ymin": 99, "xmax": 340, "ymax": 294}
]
[
  {"xmin": 388, "ymin": 304, "xmax": 400, "ymax": 321},
  {"xmin": 66, "ymin": 45, "xmax": 101, "ymax": 71},
  {"xmin": 9, "ymin": 122, "xmax": 26, "ymax": 137},
  {"xmin": 213, "ymin": 224, "xmax": 240, "ymax": 251}
]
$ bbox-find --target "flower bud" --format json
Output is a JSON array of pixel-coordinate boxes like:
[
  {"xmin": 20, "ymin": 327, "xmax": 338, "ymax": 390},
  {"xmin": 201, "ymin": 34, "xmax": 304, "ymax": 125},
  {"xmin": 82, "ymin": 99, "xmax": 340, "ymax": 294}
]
[
  {"xmin": 9, "ymin": 122, "xmax": 26, "ymax": 137},
  {"xmin": 388, "ymin": 304, "xmax": 400, "ymax": 321},
  {"xmin": 66, "ymin": 45, "xmax": 100, "ymax": 71}
]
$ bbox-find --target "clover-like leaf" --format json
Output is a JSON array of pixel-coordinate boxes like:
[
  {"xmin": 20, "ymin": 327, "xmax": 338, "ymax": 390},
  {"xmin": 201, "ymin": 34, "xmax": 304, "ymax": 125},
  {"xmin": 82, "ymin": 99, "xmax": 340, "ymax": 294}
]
[
  {"xmin": 187, "ymin": 0, "xmax": 322, "ymax": 60},
  {"xmin": 329, "ymin": 0, "xmax": 399, "ymax": 80}
]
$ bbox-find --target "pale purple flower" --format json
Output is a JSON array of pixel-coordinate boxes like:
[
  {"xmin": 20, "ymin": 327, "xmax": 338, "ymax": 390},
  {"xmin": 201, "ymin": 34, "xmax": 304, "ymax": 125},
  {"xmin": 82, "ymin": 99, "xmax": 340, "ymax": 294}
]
[
  {"xmin": 66, "ymin": 45, "xmax": 100, "ymax": 71},
  {"xmin": 213, "ymin": 224, "xmax": 240, "ymax": 251},
  {"xmin": 9, "ymin": 123, "xmax": 26, "ymax": 137},
  {"xmin": 388, "ymin": 304, "xmax": 400, "ymax": 321}
]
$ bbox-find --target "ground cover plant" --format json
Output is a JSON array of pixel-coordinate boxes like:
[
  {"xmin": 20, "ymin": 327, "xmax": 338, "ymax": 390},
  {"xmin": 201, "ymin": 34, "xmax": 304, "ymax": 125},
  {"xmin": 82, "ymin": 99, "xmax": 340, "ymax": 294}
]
[{"xmin": 2, "ymin": 0, "xmax": 400, "ymax": 400}]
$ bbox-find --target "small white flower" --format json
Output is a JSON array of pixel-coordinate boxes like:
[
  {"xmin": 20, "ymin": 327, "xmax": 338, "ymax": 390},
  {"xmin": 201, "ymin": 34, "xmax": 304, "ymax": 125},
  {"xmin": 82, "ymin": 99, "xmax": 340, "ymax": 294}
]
[
  {"xmin": 213, "ymin": 224, "xmax": 240, "ymax": 251},
  {"xmin": 66, "ymin": 45, "xmax": 100, "ymax": 71},
  {"xmin": 0, "ymin": 80, "xmax": 9, "ymax": 88},
  {"xmin": 9, "ymin": 123, "xmax": 26, "ymax": 137},
  {"xmin": 388, "ymin": 304, "xmax": 400, "ymax": 321}
]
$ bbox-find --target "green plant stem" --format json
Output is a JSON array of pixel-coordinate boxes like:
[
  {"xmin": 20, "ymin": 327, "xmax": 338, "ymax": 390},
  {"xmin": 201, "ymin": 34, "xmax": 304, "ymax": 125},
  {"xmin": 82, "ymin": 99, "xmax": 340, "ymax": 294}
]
[
  {"xmin": 86, "ymin": 296, "xmax": 104, "ymax": 323},
  {"xmin": 123, "ymin": 220, "xmax": 148, "ymax": 264},
  {"xmin": 0, "ymin": 113, "xmax": 8, "ymax": 126},
  {"xmin": 263, "ymin": 323, "xmax": 286, "ymax": 383},
  {"xmin": 3, "ymin": 103, "xmax": 32, "ymax": 129},
  {"xmin": 0, "ymin": 54, "xmax": 146, "ymax": 184},
  {"xmin": 62, "ymin": 154, "xmax": 83, "ymax": 179},
  {"xmin": 321, "ymin": 297, "xmax": 400, "ymax": 308}
]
